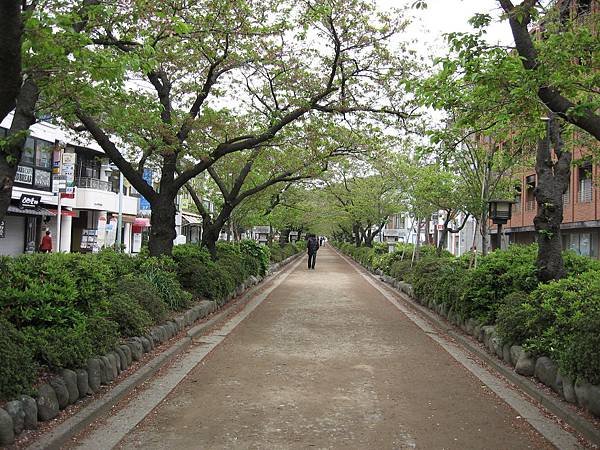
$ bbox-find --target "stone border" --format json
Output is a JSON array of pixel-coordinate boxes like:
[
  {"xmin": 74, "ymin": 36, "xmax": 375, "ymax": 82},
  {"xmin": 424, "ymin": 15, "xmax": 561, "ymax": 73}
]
[
  {"xmin": 0, "ymin": 251, "xmax": 303, "ymax": 449},
  {"xmin": 334, "ymin": 247, "xmax": 600, "ymax": 447}
]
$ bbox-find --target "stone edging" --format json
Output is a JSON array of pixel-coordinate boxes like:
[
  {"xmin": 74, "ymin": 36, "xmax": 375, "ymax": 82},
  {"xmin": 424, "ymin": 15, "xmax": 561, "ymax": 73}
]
[
  {"xmin": 334, "ymin": 247, "xmax": 600, "ymax": 447},
  {"xmin": 0, "ymin": 251, "xmax": 304, "ymax": 449}
]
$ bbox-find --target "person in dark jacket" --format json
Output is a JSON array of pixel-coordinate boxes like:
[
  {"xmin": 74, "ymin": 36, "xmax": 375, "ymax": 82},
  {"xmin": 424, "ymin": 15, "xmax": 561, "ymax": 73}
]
[{"xmin": 307, "ymin": 234, "xmax": 319, "ymax": 269}]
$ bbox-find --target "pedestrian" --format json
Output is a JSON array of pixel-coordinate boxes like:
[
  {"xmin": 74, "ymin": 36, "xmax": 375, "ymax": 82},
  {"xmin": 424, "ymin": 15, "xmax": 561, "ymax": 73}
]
[
  {"xmin": 307, "ymin": 233, "xmax": 319, "ymax": 270},
  {"xmin": 39, "ymin": 230, "xmax": 53, "ymax": 253},
  {"xmin": 319, "ymin": 236, "xmax": 324, "ymax": 246}
]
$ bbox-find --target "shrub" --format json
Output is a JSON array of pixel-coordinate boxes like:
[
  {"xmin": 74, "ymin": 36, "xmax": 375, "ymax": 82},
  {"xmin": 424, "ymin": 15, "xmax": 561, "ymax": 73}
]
[
  {"xmin": 138, "ymin": 257, "xmax": 191, "ymax": 310},
  {"xmin": 22, "ymin": 315, "xmax": 119, "ymax": 369},
  {"xmin": 178, "ymin": 258, "xmax": 235, "ymax": 302},
  {"xmin": 459, "ymin": 245, "xmax": 539, "ymax": 324},
  {"xmin": 390, "ymin": 259, "xmax": 414, "ymax": 281},
  {"xmin": 496, "ymin": 291, "xmax": 535, "ymax": 345},
  {"xmin": 0, "ymin": 318, "xmax": 37, "ymax": 400},
  {"xmin": 115, "ymin": 277, "xmax": 168, "ymax": 323},
  {"xmin": 107, "ymin": 294, "xmax": 153, "ymax": 337},
  {"xmin": 411, "ymin": 257, "xmax": 455, "ymax": 305},
  {"xmin": 240, "ymin": 240, "xmax": 269, "ymax": 275}
]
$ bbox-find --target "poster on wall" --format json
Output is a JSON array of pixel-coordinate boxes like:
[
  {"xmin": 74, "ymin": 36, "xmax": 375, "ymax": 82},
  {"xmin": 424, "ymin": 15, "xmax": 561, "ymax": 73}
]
[
  {"xmin": 96, "ymin": 216, "xmax": 107, "ymax": 249},
  {"xmin": 139, "ymin": 168, "xmax": 152, "ymax": 213},
  {"xmin": 132, "ymin": 232, "xmax": 142, "ymax": 253},
  {"xmin": 105, "ymin": 217, "xmax": 117, "ymax": 247}
]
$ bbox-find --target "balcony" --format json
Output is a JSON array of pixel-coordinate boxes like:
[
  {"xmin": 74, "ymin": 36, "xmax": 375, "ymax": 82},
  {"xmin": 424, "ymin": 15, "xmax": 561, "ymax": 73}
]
[
  {"xmin": 525, "ymin": 200, "xmax": 536, "ymax": 212},
  {"xmin": 76, "ymin": 177, "xmax": 113, "ymax": 192}
]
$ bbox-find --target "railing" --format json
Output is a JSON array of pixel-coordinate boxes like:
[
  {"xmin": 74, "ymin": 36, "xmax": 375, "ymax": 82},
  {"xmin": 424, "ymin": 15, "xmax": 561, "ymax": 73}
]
[
  {"xmin": 562, "ymin": 191, "xmax": 570, "ymax": 206},
  {"xmin": 578, "ymin": 180, "xmax": 592, "ymax": 203},
  {"xmin": 525, "ymin": 200, "xmax": 536, "ymax": 211},
  {"xmin": 75, "ymin": 177, "xmax": 113, "ymax": 192}
]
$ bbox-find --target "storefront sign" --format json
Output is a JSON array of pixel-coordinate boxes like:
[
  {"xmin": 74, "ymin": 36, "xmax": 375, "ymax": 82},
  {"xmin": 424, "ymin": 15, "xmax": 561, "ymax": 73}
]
[
  {"xmin": 139, "ymin": 168, "xmax": 153, "ymax": 212},
  {"xmin": 15, "ymin": 166, "xmax": 33, "ymax": 185},
  {"xmin": 0, "ymin": 220, "xmax": 5, "ymax": 238},
  {"xmin": 19, "ymin": 194, "xmax": 41, "ymax": 209}
]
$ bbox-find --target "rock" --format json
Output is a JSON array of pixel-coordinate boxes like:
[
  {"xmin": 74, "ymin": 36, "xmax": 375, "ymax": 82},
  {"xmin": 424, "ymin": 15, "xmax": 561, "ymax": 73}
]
[
  {"xmin": 502, "ymin": 344, "xmax": 512, "ymax": 364},
  {"xmin": 112, "ymin": 350, "xmax": 122, "ymax": 373},
  {"xmin": 560, "ymin": 374, "xmax": 577, "ymax": 404},
  {"xmin": 515, "ymin": 353, "xmax": 535, "ymax": 377},
  {"xmin": 87, "ymin": 358, "xmax": 102, "ymax": 392},
  {"xmin": 535, "ymin": 357, "xmax": 560, "ymax": 393},
  {"xmin": 465, "ymin": 318, "xmax": 477, "ymax": 335},
  {"xmin": 19, "ymin": 395, "xmax": 37, "ymax": 430},
  {"xmin": 127, "ymin": 340, "xmax": 143, "ymax": 362},
  {"xmin": 120, "ymin": 344, "xmax": 133, "ymax": 366},
  {"xmin": 49, "ymin": 376, "xmax": 69, "ymax": 409},
  {"xmin": 140, "ymin": 336, "xmax": 152, "ymax": 353},
  {"xmin": 107, "ymin": 353, "xmax": 119, "ymax": 379},
  {"xmin": 5, "ymin": 400, "xmax": 25, "ymax": 434},
  {"xmin": 115, "ymin": 347, "xmax": 128, "ymax": 371},
  {"xmin": 482, "ymin": 326, "xmax": 495, "ymax": 348},
  {"xmin": 98, "ymin": 356, "xmax": 109, "ymax": 384},
  {"xmin": 574, "ymin": 381, "xmax": 600, "ymax": 416},
  {"xmin": 144, "ymin": 334, "xmax": 155, "ymax": 350},
  {"xmin": 36, "ymin": 383, "xmax": 59, "ymax": 421},
  {"xmin": 235, "ymin": 285, "xmax": 244, "ymax": 297},
  {"xmin": 60, "ymin": 369, "xmax": 79, "ymax": 404},
  {"xmin": 199, "ymin": 301, "xmax": 214, "ymax": 317},
  {"xmin": 489, "ymin": 335, "xmax": 503, "ymax": 358},
  {"xmin": 76, "ymin": 369, "xmax": 90, "ymax": 397},
  {"xmin": 0, "ymin": 408, "xmax": 14, "ymax": 446},
  {"xmin": 184, "ymin": 310, "xmax": 195, "ymax": 326},
  {"xmin": 510, "ymin": 346, "xmax": 524, "ymax": 367},
  {"xmin": 474, "ymin": 325, "xmax": 483, "ymax": 342}
]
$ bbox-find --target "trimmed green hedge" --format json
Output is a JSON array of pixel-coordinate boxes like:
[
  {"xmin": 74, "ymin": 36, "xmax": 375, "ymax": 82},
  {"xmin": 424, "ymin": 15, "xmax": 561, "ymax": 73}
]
[
  {"xmin": 0, "ymin": 240, "xmax": 284, "ymax": 400},
  {"xmin": 334, "ymin": 241, "xmax": 600, "ymax": 384}
]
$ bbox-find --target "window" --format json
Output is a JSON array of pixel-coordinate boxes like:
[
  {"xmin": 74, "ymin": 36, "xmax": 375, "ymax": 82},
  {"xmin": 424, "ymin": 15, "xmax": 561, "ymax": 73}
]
[
  {"xmin": 35, "ymin": 140, "xmax": 53, "ymax": 169},
  {"xmin": 578, "ymin": 163, "xmax": 592, "ymax": 203},
  {"xmin": 22, "ymin": 138, "xmax": 35, "ymax": 164},
  {"xmin": 76, "ymin": 153, "xmax": 101, "ymax": 179},
  {"xmin": 525, "ymin": 175, "xmax": 536, "ymax": 211},
  {"xmin": 568, "ymin": 232, "xmax": 596, "ymax": 257}
]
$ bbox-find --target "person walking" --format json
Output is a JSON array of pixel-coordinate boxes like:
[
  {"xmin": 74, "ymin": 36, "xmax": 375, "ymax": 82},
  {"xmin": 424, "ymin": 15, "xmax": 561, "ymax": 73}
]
[
  {"xmin": 39, "ymin": 230, "xmax": 53, "ymax": 253},
  {"xmin": 307, "ymin": 234, "xmax": 319, "ymax": 270}
]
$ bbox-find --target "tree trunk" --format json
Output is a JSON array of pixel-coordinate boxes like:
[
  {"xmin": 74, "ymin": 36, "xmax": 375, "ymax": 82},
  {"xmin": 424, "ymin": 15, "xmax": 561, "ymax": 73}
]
[
  {"xmin": 535, "ymin": 116, "xmax": 571, "ymax": 282},
  {"xmin": 148, "ymin": 196, "xmax": 177, "ymax": 257},
  {"xmin": 0, "ymin": 80, "xmax": 38, "ymax": 221},
  {"xmin": 353, "ymin": 223, "xmax": 361, "ymax": 246},
  {"xmin": 201, "ymin": 223, "xmax": 220, "ymax": 259}
]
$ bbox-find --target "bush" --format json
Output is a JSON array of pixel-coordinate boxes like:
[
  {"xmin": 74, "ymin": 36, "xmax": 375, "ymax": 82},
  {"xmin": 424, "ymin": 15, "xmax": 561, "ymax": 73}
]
[
  {"xmin": 240, "ymin": 240, "xmax": 269, "ymax": 275},
  {"xmin": 496, "ymin": 291, "xmax": 535, "ymax": 345},
  {"xmin": 22, "ymin": 315, "xmax": 119, "ymax": 369},
  {"xmin": 0, "ymin": 318, "xmax": 36, "ymax": 400},
  {"xmin": 107, "ymin": 294, "xmax": 153, "ymax": 337},
  {"xmin": 390, "ymin": 259, "xmax": 414, "ymax": 281},
  {"xmin": 515, "ymin": 271, "xmax": 600, "ymax": 383},
  {"xmin": 115, "ymin": 277, "xmax": 168, "ymax": 323},
  {"xmin": 459, "ymin": 245, "xmax": 539, "ymax": 324},
  {"xmin": 138, "ymin": 257, "xmax": 192, "ymax": 310}
]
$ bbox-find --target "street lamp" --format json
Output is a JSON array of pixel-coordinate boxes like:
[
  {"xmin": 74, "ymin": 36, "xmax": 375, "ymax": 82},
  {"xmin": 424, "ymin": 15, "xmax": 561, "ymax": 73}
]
[{"xmin": 488, "ymin": 199, "xmax": 514, "ymax": 250}]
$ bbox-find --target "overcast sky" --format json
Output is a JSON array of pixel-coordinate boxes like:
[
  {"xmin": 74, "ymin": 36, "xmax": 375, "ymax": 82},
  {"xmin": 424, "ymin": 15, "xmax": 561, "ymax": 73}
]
[{"xmin": 376, "ymin": 0, "xmax": 514, "ymax": 58}]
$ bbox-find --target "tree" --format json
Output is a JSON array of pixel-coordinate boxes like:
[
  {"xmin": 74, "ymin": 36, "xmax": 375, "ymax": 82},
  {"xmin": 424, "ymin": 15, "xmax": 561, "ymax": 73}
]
[
  {"xmin": 498, "ymin": 0, "xmax": 600, "ymax": 141},
  {"xmin": 323, "ymin": 155, "xmax": 405, "ymax": 247},
  {"xmin": 57, "ymin": 0, "xmax": 415, "ymax": 256}
]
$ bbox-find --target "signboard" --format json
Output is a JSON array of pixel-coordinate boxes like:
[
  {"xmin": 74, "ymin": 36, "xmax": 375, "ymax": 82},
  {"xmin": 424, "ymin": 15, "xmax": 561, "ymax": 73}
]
[
  {"xmin": 52, "ymin": 175, "xmax": 67, "ymax": 194},
  {"xmin": 62, "ymin": 152, "xmax": 76, "ymax": 164},
  {"xmin": 15, "ymin": 166, "xmax": 33, "ymax": 184},
  {"xmin": 52, "ymin": 149, "xmax": 62, "ymax": 174},
  {"xmin": 20, "ymin": 194, "xmax": 41, "ymax": 209},
  {"xmin": 0, "ymin": 220, "xmax": 5, "ymax": 238},
  {"xmin": 34, "ymin": 170, "xmax": 52, "ymax": 189},
  {"xmin": 139, "ymin": 168, "xmax": 153, "ymax": 211}
]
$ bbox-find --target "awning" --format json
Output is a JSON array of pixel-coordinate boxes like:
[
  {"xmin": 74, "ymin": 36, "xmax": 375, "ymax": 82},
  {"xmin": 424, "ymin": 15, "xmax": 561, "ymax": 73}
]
[
  {"xmin": 7, "ymin": 205, "xmax": 55, "ymax": 216},
  {"xmin": 182, "ymin": 213, "xmax": 202, "ymax": 225},
  {"xmin": 46, "ymin": 208, "xmax": 77, "ymax": 217},
  {"xmin": 109, "ymin": 214, "xmax": 137, "ymax": 224},
  {"xmin": 133, "ymin": 217, "xmax": 151, "ymax": 227}
]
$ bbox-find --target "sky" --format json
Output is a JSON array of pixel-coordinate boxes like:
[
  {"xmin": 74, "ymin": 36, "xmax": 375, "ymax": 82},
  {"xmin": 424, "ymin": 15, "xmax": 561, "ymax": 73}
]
[{"xmin": 376, "ymin": 0, "xmax": 514, "ymax": 58}]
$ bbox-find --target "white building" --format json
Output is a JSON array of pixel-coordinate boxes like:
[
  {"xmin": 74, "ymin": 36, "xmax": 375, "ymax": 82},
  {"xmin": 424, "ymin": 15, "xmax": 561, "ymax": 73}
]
[{"xmin": 0, "ymin": 116, "xmax": 144, "ymax": 256}]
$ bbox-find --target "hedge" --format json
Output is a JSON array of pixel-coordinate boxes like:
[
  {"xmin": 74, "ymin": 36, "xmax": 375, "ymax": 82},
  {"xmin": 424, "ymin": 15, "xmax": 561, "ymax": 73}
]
[
  {"xmin": 333, "ymin": 241, "xmax": 600, "ymax": 384},
  {"xmin": 0, "ymin": 239, "xmax": 286, "ymax": 401}
]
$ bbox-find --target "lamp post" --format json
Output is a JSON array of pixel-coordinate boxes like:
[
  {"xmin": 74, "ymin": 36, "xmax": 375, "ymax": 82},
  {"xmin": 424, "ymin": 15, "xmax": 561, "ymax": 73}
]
[{"xmin": 488, "ymin": 199, "xmax": 514, "ymax": 250}]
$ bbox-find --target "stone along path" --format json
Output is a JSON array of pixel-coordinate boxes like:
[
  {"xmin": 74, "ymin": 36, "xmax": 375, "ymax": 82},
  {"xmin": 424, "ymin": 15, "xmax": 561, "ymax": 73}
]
[{"xmin": 73, "ymin": 246, "xmax": 569, "ymax": 449}]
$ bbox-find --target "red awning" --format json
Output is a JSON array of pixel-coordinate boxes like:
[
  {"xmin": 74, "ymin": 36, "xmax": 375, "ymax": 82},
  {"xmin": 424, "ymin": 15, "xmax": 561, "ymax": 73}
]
[{"xmin": 134, "ymin": 217, "xmax": 151, "ymax": 227}]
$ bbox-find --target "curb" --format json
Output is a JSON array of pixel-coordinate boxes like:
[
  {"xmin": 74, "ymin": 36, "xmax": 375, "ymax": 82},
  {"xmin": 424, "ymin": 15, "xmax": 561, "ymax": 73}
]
[
  {"xmin": 26, "ymin": 252, "xmax": 303, "ymax": 450},
  {"xmin": 334, "ymin": 248, "xmax": 600, "ymax": 447}
]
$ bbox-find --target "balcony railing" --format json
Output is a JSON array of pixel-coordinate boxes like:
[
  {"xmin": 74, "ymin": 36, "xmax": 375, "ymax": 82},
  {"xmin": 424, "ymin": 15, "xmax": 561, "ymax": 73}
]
[
  {"xmin": 578, "ymin": 180, "xmax": 592, "ymax": 203},
  {"xmin": 75, "ymin": 177, "xmax": 113, "ymax": 192},
  {"xmin": 525, "ymin": 200, "xmax": 536, "ymax": 211}
]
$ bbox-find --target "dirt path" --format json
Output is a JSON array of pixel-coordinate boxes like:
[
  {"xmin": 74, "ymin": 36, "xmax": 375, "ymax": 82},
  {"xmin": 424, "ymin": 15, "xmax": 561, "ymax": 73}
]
[{"xmin": 108, "ymin": 246, "xmax": 555, "ymax": 449}]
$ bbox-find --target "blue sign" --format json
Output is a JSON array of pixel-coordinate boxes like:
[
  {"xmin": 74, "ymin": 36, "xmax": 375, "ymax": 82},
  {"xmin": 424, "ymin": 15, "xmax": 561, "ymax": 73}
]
[{"xmin": 139, "ymin": 168, "xmax": 152, "ymax": 211}]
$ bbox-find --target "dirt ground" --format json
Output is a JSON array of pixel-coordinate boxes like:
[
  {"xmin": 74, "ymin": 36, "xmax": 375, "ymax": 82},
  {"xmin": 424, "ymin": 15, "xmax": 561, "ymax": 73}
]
[{"xmin": 103, "ymin": 246, "xmax": 555, "ymax": 450}]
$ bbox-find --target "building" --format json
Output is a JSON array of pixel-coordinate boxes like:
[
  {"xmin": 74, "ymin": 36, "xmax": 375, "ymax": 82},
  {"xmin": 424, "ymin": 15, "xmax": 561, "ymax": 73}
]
[{"xmin": 0, "ymin": 116, "xmax": 144, "ymax": 255}]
